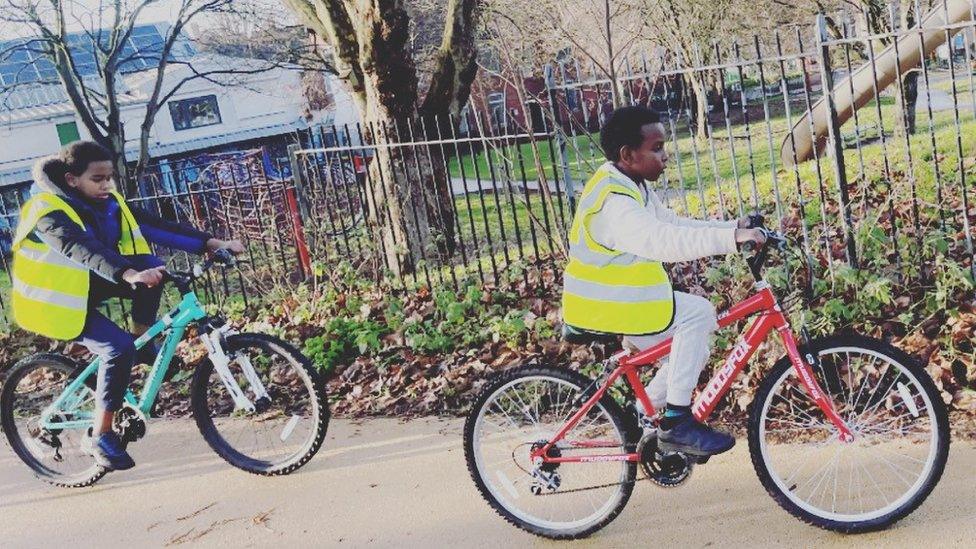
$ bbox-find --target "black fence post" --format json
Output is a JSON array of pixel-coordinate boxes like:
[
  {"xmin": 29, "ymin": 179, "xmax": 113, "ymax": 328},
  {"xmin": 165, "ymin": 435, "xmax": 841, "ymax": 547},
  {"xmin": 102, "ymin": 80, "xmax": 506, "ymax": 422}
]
[
  {"xmin": 288, "ymin": 144, "xmax": 311, "ymax": 221},
  {"xmin": 816, "ymin": 13, "xmax": 859, "ymax": 269}
]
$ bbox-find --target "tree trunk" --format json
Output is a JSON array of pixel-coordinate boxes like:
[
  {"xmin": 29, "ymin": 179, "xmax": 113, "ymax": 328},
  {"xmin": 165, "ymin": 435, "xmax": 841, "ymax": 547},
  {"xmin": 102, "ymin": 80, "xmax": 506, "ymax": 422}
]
[
  {"xmin": 360, "ymin": 108, "xmax": 457, "ymax": 280},
  {"xmin": 896, "ymin": 0, "xmax": 919, "ymax": 136},
  {"xmin": 284, "ymin": 0, "xmax": 477, "ymax": 279},
  {"xmin": 685, "ymin": 73, "xmax": 709, "ymax": 139},
  {"xmin": 135, "ymin": 123, "xmax": 153, "ymax": 187},
  {"xmin": 898, "ymin": 70, "xmax": 919, "ymax": 135}
]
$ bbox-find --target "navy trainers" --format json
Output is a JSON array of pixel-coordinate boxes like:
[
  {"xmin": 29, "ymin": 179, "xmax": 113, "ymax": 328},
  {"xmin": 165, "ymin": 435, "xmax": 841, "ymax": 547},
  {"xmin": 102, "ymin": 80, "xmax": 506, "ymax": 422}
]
[
  {"xmin": 658, "ymin": 415, "xmax": 735, "ymax": 456},
  {"xmin": 85, "ymin": 431, "xmax": 135, "ymax": 471}
]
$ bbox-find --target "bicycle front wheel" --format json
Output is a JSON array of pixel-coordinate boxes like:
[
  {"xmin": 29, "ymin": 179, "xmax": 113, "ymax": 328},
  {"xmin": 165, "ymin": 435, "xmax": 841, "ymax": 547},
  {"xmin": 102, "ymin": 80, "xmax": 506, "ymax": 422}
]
[
  {"xmin": 191, "ymin": 333, "xmax": 329, "ymax": 475},
  {"xmin": 749, "ymin": 334, "xmax": 949, "ymax": 532},
  {"xmin": 463, "ymin": 365, "xmax": 637, "ymax": 540}
]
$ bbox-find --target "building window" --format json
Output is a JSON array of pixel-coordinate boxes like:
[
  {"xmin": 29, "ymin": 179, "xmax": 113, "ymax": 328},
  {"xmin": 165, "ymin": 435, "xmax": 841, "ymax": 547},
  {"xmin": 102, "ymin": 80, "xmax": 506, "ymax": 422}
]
[
  {"xmin": 56, "ymin": 121, "xmax": 80, "ymax": 145},
  {"xmin": 169, "ymin": 95, "xmax": 221, "ymax": 131}
]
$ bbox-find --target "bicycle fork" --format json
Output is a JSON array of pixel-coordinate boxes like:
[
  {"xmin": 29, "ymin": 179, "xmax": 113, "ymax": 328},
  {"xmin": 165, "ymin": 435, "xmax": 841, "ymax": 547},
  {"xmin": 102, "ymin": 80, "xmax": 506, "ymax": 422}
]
[
  {"xmin": 777, "ymin": 326, "xmax": 855, "ymax": 442},
  {"xmin": 200, "ymin": 326, "xmax": 270, "ymax": 413}
]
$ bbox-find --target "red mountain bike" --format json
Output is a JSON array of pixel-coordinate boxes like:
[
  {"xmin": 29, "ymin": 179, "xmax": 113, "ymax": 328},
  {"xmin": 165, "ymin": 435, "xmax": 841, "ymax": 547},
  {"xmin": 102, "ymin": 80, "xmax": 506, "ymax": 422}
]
[{"xmin": 463, "ymin": 227, "xmax": 949, "ymax": 539}]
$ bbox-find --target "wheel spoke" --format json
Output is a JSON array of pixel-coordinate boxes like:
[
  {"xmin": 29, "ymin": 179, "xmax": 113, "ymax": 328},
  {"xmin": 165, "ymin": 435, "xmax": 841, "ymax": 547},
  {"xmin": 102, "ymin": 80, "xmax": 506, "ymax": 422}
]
[
  {"xmin": 470, "ymin": 372, "xmax": 632, "ymax": 536},
  {"xmin": 199, "ymin": 338, "xmax": 323, "ymax": 473},
  {"xmin": 757, "ymin": 343, "xmax": 943, "ymax": 525}
]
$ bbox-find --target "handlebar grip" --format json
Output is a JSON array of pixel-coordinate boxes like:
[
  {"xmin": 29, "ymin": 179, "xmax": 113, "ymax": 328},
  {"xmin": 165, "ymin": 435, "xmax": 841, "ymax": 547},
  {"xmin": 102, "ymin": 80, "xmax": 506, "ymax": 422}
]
[
  {"xmin": 213, "ymin": 248, "xmax": 235, "ymax": 263},
  {"xmin": 747, "ymin": 213, "xmax": 765, "ymax": 229}
]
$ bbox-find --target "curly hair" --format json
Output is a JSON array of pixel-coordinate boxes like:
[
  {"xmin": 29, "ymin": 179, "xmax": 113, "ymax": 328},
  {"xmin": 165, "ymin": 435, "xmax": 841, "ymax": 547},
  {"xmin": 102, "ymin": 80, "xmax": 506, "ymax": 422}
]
[
  {"xmin": 40, "ymin": 140, "xmax": 113, "ymax": 189},
  {"xmin": 599, "ymin": 106, "xmax": 662, "ymax": 162}
]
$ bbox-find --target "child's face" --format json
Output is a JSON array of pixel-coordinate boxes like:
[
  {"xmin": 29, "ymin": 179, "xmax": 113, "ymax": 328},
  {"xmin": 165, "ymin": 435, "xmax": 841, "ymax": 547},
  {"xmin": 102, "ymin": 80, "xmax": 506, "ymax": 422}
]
[
  {"xmin": 65, "ymin": 160, "xmax": 116, "ymax": 202},
  {"xmin": 619, "ymin": 123, "xmax": 668, "ymax": 181}
]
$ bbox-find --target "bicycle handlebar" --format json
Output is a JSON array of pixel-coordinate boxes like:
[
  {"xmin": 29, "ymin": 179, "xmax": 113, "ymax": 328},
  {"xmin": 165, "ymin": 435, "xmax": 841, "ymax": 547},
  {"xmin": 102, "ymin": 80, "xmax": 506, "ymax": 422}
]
[
  {"xmin": 164, "ymin": 248, "xmax": 241, "ymax": 294},
  {"xmin": 741, "ymin": 223, "xmax": 788, "ymax": 282}
]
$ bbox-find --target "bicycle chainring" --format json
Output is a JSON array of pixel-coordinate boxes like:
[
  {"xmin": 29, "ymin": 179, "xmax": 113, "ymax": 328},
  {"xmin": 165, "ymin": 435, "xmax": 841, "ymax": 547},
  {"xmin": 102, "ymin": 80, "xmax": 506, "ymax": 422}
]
[
  {"xmin": 114, "ymin": 406, "xmax": 147, "ymax": 444},
  {"xmin": 639, "ymin": 432, "xmax": 694, "ymax": 488}
]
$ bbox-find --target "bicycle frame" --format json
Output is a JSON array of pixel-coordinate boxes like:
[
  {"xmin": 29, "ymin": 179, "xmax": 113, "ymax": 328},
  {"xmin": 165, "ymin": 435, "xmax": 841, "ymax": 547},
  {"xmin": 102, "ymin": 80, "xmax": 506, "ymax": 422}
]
[
  {"xmin": 38, "ymin": 291, "xmax": 208, "ymax": 431},
  {"xmin": 532, "ymin": 282, "xmax": 854, "ymax": 465}
]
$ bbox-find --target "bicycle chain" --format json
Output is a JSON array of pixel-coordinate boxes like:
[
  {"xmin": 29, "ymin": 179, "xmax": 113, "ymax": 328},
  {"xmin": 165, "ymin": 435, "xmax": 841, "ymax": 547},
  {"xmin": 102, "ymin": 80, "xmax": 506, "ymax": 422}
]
[{"xmin": 527, "ymin": 440, "xmax": 693, "ymax": 495}]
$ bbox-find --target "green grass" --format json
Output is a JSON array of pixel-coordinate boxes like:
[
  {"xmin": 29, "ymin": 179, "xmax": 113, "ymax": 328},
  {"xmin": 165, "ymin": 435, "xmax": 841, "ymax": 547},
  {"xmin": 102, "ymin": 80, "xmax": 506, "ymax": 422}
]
[
  {"xmin": 933, "ymin": 73, "xmax": 976, "ymax": 95},
  {"xmin": 446, "ymin": 90, "xmax": 976, "ymax": 277},
  {"xmin": 448, "ymin": 91, "xmax": 973, "ymax": 213},
  {"xmin": 447, "ymin": 94, "xmax": 895, "ymax": 192}
]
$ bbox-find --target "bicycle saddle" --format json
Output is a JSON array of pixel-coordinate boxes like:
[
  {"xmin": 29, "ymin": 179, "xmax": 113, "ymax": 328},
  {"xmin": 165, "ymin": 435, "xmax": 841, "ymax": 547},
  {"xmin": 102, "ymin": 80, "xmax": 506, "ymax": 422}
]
[{"xmin": 560, "ymin": 324, "xmax": 620, "ymax": 347}]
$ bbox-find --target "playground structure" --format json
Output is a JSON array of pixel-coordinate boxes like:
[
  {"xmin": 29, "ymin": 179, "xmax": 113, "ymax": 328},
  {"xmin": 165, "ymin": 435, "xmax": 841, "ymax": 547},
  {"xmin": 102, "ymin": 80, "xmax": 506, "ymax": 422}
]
[{"xmin": 782, "ymin": 0, "xmax": 974, "ymax": 166}]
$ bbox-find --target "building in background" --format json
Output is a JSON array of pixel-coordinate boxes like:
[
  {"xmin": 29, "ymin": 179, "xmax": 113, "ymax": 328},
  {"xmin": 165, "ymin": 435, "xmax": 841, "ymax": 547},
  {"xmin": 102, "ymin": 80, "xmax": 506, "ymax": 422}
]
[{"xmin": 0, "ymin": 22, "xmax": 357, "ymax": 247}]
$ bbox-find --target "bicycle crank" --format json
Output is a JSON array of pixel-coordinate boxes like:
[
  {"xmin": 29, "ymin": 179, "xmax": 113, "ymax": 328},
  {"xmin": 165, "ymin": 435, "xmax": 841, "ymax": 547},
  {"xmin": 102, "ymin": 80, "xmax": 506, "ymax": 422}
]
[
  {"xmin": 114, "ymin": 405, "xmax": 147, "ymax": 445},
  {"xmin": 639, "ymin": 432, "xmax": 694, "ymax": 488}
]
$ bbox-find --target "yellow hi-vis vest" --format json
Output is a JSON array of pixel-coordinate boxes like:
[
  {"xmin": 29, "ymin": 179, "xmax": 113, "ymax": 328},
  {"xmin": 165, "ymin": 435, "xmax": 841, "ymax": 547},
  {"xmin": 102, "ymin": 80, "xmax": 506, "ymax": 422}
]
[
  {"xmin": 561, "ymin": 165, "xmax": 675, "ymax": 335},
  {"xmin": 11, "ymin": 190, "xmax": 150, "ymax": 340}
]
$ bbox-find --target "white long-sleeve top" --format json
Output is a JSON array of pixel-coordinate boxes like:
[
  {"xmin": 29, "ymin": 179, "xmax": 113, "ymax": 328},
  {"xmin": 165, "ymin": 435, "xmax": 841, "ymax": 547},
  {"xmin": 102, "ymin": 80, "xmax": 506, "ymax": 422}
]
[{"xmin": 588, "ymin": 163, "xmax": 739, "ymax": 263}]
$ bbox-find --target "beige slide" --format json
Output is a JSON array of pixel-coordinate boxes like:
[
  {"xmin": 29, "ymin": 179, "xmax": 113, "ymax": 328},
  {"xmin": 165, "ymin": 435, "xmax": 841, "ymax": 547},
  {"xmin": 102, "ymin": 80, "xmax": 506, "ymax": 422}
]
[{"xmin": 781, "ymin": 0, "xmax": 974, "ymax": 167}]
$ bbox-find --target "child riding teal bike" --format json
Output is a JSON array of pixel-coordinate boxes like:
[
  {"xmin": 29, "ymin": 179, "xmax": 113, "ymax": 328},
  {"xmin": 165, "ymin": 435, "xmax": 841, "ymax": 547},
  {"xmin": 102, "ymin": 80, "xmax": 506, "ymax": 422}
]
[{"xmin": 2, "ymin": 141, "xmax": 328, "ymax": 485}]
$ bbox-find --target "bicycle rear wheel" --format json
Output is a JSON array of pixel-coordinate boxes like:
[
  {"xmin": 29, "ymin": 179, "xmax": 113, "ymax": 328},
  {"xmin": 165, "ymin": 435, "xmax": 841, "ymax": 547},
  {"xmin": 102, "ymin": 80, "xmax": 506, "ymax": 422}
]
[
  {"xmin": 0, "ymin": 354, "xmax": 105, "ymax": 487},
  {"xmin": 464, "ymin": 365, "xmax": 637, "ymax": 540},
  {"xmin": 749, "ymin": 334, "xmax": 949, "ymax": 532},
  {"xmin": 191, "ymin": 333, "xmax": 328, "ymax": 475}
]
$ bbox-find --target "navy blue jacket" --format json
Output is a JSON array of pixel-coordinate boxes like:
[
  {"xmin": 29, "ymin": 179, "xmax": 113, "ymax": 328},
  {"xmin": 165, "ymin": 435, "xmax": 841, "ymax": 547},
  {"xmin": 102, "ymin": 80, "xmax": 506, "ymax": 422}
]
[{"xmin": 31, "ymin": 191, "xmax": 213, "ymax": 283}]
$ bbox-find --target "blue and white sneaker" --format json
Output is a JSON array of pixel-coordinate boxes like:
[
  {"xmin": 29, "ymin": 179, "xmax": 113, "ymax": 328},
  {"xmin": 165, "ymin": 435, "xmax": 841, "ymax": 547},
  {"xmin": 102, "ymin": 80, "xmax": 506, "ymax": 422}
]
[{"xmin": 83, "ymin": 430, "xmax": 135, "ymax": 471}]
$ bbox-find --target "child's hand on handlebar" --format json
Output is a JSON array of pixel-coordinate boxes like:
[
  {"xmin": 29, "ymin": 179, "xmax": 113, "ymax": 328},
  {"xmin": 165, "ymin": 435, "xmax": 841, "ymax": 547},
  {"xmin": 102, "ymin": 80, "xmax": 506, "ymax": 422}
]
[
  {"xmin": 735, "ymin": 228, "xmax": 767, "ymax": 248},
  {"xmin": 122, "ymin": 266, "xmax": 166, "ymax": 288},
  {"xmin": 737, "ymin": 213, "xmax": 766, "ymax": 229},
  {"xmin": 206, "ymin": 238, "xmax": 245, "ymax": 255}
]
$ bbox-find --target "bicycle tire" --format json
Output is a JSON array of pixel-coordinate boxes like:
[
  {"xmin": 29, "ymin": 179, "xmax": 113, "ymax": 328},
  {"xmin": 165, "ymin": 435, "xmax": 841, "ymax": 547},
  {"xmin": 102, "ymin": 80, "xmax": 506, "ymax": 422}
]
[
  {"xmin": 463, "ymin": 365, "xmax": 638, "ymax": 540},
  {"xmin": 748, "ymin": 334, "xmax": 949, "ymax": 532},
  {"xmin": 0, "ymin": 353, "xmax": 106, "ymax": 488},
  {"xmin": 191, "ymin": 333, "xmax": 329, "ymax": 476}
]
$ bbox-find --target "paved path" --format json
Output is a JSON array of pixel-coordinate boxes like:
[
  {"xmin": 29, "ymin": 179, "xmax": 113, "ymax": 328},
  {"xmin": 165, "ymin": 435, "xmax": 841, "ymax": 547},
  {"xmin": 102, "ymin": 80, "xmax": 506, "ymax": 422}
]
[{"xmin": 1, "ymin": 418, "xmax": 974, "ymax": 548}]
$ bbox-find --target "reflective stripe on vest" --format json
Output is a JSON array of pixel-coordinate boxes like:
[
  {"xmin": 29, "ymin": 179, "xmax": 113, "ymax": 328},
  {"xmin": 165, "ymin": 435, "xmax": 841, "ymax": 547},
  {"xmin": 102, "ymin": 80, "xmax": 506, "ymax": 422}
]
[
  {"xmin": 10, "ymin": 191, "xmax": 149, "ymax": 340},
  {"xmin": 561, "ymin": 165, "xmax": 675, "ymax": 335},
  {"xmin": 563, "ymin": 275, "xmax": 672, "ymax": 303},
  {"xmin": 112, "ymin": 190, "xmax": 151, "ymax": 255},
  {"xmin": 12, "ymin": 278, "xmax": 88, "ymax": 310}
]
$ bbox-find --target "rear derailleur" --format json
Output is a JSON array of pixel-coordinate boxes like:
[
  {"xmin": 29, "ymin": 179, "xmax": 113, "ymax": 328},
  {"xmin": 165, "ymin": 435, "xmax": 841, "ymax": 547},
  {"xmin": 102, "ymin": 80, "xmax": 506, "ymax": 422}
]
[
  {"xmin": 27, "ymin": 421, "xmax": 65, "ymax": 462},
  {"xmin": 529, "ymin": 440, "xmax": 562, "ymax": 495}
]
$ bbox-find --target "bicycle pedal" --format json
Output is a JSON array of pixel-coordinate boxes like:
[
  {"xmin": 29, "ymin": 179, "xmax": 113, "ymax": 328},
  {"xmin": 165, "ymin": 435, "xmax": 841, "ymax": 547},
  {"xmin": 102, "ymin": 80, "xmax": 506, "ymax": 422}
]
[{"xmin": 628, "ymin": 403, "xmax": 658, "ymax": 431}]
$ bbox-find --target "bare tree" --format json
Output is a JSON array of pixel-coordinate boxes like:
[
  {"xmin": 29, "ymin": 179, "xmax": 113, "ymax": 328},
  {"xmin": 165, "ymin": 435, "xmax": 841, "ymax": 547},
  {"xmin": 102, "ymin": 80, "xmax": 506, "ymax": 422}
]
[
  {"xmin": 484, "ymin": 0, "xmax": 649, "ymax": 109},
  {"xmin": 0, "ymin": 0, "xmax": 313, "ymax": 194},
  {"xmin": 635, "ymin": 0, "xmax": 817, "ymax": 138},
  {"xmin": 856, "ymin": 0, "xmax": 928, "ymax": 135},
  {"xmin": 280, "ymin": 0, "xmax": 480, "ymax": 276},
  {"xmin": 485, "ymin": 0, "xmax": 811, "ymax": 137}
]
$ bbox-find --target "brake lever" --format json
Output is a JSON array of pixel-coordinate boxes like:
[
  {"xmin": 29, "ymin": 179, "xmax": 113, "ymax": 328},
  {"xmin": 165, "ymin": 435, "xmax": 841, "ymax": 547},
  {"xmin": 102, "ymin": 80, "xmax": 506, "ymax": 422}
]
[{"xmin": 209, "ymin": 248, "xmax": 238, "ymax": 268}]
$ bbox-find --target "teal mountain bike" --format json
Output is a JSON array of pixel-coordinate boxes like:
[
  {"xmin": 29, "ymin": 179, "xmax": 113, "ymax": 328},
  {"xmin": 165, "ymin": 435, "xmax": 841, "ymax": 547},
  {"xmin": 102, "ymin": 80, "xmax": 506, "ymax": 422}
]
[{"xmin": 1, "ymin": 250, "xmax": 329, "ymax": 487}]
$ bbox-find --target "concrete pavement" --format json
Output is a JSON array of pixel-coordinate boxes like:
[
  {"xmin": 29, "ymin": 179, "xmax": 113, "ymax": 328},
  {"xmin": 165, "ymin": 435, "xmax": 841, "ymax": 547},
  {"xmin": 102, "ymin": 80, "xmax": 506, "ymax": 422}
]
[{"xmin": 1, "ymin": 418, "xmax": 974, "ymax": 548}]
